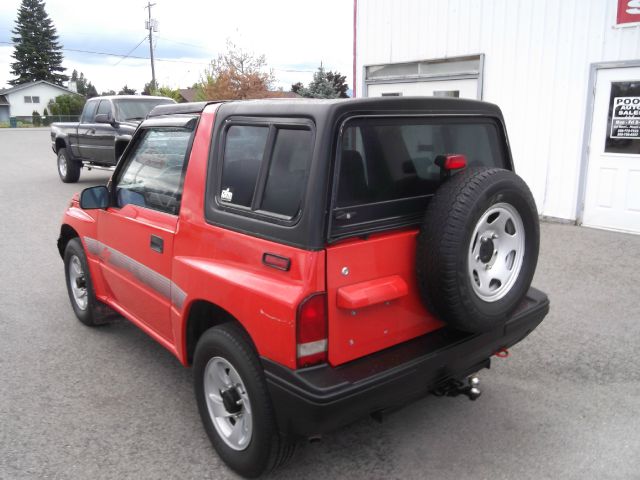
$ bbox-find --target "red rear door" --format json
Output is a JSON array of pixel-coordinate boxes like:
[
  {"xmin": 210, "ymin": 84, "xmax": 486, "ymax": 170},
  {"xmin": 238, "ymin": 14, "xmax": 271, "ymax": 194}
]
[
  {"xmin": 326, "ymin": 115, "xmax": 508, "ymax": 366},
  {"xmin": 326, "ymin": 229, "xmax": 443, "ymax": 366}
]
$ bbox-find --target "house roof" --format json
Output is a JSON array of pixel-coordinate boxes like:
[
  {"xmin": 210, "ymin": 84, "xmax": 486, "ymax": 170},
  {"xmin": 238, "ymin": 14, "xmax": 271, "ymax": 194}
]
[
  {"xmin": 0, "ymin": 80, "xmax": 81, "ymax": 96},
  {"xmin": 179, "ymin": 88, "xmax": 198, "ymax": 103}
]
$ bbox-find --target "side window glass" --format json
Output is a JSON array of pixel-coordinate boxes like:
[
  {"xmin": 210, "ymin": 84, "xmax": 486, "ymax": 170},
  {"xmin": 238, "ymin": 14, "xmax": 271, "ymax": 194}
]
[
  {"xmin": 81, "ymin": 101, "xmax": 98, "ymax": 123},
  {"xmin": 116, "ymin": 127, "xmax": 193, "ymax": 215},
  {"xmin": 260, "ymin": 128, "xmax": 313, "ymax": 218},
  {"xmin": 220, "ymin": 125, "xmax": 269, "ymax": 207},
  {"xmin": 96, "ymin": 100, "xmax": 112, "ymax": 117}
]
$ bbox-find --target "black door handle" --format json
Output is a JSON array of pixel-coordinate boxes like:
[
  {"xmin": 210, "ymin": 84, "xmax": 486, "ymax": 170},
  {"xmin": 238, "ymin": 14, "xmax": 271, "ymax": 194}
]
[{"xmin": 150, "ymin": 234, "xmax": 164, "ymax": 253}]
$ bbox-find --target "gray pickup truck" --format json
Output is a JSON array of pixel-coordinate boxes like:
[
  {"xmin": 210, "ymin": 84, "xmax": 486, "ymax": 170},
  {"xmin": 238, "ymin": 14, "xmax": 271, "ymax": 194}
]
[{"xmin": 51, "ymin": 95, "xmax": 175, "ymax": 182}]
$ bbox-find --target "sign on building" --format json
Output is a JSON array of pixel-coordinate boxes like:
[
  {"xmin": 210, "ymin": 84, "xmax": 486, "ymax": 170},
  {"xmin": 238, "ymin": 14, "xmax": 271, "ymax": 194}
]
[{"xmin": 617, "ymin": 0, "xmax": 640, "ymax": 25}]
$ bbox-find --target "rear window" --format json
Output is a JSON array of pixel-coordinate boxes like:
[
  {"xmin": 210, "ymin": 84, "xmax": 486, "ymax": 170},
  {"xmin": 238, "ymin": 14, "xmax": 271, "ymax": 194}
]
[{"xmin": 333, "ymin": 117, "xmax": 507, "ymax": 236}]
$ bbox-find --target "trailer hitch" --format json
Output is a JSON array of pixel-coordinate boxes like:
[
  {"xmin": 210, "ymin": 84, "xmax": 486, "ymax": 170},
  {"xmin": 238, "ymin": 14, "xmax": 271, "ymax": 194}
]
[{"xmin": 432, "ymin": 376, "xmax": 481, "ymax": 401}]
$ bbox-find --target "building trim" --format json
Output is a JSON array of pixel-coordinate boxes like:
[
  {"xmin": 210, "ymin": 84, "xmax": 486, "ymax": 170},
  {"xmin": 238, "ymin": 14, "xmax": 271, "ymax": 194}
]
[
  {"xmin": 576, "ymin": 59, "xmax": 640, "ymax": 224},
  {"xmin": 362, "ymin": 54, "xmax": 485, "ymax": 100}
]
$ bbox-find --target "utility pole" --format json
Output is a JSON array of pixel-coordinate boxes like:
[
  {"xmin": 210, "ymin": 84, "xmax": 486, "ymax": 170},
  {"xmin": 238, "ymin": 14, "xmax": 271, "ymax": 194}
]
[{"xmin": 145, "ymin": 2, "xmax": 157, "ymax": 90}]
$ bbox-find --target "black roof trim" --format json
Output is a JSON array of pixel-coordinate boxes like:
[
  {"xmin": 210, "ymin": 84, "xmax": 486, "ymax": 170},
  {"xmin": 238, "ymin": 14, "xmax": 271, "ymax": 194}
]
[{"xmin": 148, "ymin": 101, "xmax": 223, "ymax": 117}]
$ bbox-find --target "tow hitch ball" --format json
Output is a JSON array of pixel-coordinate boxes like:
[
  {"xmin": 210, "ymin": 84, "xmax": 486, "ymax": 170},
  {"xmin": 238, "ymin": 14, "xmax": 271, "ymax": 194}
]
[{"xmin": 433, "ymin": 376, "xmax": 482, "ymax": 401}]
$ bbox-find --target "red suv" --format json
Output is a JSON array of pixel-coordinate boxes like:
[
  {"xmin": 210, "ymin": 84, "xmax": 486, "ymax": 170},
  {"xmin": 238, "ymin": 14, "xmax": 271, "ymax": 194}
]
[{"xmin": 58, "ymin": 98, "xmax": 549, "ymax": 477}]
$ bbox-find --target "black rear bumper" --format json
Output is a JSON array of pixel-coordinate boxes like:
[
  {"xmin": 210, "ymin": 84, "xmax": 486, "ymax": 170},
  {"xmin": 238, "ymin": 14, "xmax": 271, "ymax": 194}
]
[{"xmin": 262, "ymin": 287, "xmax": 549, "ymax": 437}]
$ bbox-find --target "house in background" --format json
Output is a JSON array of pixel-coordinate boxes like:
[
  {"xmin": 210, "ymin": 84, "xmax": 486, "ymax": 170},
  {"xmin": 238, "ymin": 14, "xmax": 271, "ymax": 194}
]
[{"xmin": 0, "ymin": 80, "xmax": 80, "ymax": 122}]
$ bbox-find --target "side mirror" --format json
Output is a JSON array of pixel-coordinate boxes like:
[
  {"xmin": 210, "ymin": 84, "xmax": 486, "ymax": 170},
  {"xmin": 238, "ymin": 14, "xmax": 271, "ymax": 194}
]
[
  {"xmin": 80, "ymin": 186, "xmax": 109, "ymax": 209},
  {"xmin": 95, "ymin": 113, "xmax": 116, "ymax": 125}
]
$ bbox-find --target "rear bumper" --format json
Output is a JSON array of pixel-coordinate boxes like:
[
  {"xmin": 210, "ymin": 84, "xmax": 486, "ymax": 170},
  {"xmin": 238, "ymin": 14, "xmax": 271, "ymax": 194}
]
[{"xmin": 262, "ymin": 287, "xmax": 549, "ymax": 437}]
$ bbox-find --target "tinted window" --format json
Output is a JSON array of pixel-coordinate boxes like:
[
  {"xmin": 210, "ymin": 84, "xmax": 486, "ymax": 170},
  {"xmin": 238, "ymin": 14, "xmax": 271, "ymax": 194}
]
[
  {"xmin": 96, "ymin": 100, "xmax": 112, "ymax": 116},
  {"xmin": 116, "ymin": 127, "xmax": 194, "ymax": 215},
  {"xmin": 220, "ymin": 125, "xmax": 269, "ymax": 207},
  {"xmin": 261, "ymin": 129, "xmax": 313, "ymax": 218},
  {"xmin": 81, "ymin": 101, "xmax": 98, "ymax": 123},
  {"xmin": 337, "ymin": 118, "xmax": 505, "ymax": 207},
  {"xmin": 114, "ymin": 99, "xmax": 175, "ymax": 122}
]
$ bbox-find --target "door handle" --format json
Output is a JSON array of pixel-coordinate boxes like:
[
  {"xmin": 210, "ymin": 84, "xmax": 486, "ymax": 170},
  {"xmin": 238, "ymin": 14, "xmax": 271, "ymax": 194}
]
[{"xmin": 150, "ymin": 234, "xmax": 164, "ymax": 253}]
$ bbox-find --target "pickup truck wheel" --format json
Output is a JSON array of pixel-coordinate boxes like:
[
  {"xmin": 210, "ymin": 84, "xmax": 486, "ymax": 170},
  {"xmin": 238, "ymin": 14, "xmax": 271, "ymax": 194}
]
[
  {"xmin": 417, "ymin": 168, "xmax": 539, "ymax": 333},
  {"xmin": 57, "ymin": 148, "xmax": 80, "ymax": 183},
  {"xmin": 194, "ymin": 324, "xmax": 295, "ymax": 478},
  {"xmin": 63, "ymin": 238, "xmax": 116, "ymax": 326}
]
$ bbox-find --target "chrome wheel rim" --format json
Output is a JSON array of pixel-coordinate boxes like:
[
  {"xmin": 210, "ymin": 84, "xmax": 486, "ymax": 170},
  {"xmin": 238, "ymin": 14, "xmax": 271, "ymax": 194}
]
[
  {"xmin": 68, "ymin": 255, "xmax": 88, "ymax": 310},
  {"xmin": 58, "ymin": 154, "xmax": 67, "ymax": 177},
  {"xmin": 204, "ymin": 356, "xmax": 253, "ymax": 451},
  {"xmin": 468, "ymin": 202, "xmax": 525, "ymax": 302}
]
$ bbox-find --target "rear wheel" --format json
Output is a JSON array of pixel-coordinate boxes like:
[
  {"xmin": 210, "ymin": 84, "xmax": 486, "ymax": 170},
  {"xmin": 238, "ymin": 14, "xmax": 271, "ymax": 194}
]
[
  {"xmin": 194, "ymin": 323, "xmax": 295, "ymax": 477},
  {"xmin": 57, "ymin": 147, "xmax": 80, "ymax": 183},
  {"xmin": 417, "ymin": 168, "xmax": 540, "ymax": 332}
]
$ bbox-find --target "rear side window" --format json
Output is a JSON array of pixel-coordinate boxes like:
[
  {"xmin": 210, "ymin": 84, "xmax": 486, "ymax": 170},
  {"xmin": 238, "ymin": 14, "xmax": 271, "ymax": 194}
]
[
  {"xmin": 333, "ymin": 117, "xmax": 507, "ymax": 237},
  {"xmin": 218, "ymin": 120, "xmax": 314, "ymax": 221},
  {"xmin": 220, "ymin": 126, "xmax": 269, "ymax": 207}
]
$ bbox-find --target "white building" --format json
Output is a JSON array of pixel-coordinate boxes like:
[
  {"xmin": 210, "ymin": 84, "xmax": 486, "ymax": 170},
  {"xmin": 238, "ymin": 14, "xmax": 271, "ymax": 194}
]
[
  {"xmin": 354, "ymin": 0, "xmax": 640, "ymax": 234},
  {"xmin": 0, "ymin": 80, "xmax": 80, "ymax": 122}
]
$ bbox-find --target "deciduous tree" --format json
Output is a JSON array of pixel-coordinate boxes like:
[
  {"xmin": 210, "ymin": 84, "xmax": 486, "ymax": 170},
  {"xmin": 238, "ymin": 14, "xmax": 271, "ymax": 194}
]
[
  {"xmin": 197, "ymin": 41, "xmax": 274, "ymax": 100},
  {"xmin": 9, "ymin": 0, "xmax": 67, "ymax": 85}
]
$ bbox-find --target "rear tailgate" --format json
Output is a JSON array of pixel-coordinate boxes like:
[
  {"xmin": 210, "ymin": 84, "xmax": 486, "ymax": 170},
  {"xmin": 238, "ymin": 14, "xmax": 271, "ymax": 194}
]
[{"xmin": 326, "ymin": 228, "xmax": 443, "ymax": 366}]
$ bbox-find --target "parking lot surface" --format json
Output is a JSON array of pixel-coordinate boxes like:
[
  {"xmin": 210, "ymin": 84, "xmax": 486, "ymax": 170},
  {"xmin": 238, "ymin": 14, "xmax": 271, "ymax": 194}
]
[{"xmin": 1, "ymin": 128, "xmax": 639, "ymax": 479}]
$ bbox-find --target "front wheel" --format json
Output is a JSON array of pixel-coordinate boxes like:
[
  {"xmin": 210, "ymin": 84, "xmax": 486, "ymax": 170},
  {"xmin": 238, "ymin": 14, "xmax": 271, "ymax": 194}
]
[
  {"xmin": 57, "ymin": 147, "xmax": 80, "ymax": 183},
  {"xmin": 194, "ymin": 323, "xmax": 295, "ymax": 478},
  {"xmin": 63, "ymin": 238, "xmax": 116, "ymax": 326}
]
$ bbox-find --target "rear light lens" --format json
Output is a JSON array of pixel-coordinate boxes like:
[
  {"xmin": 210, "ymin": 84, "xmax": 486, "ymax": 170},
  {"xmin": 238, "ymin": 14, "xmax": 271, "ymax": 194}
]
[
  {"xmin": 435, "ymin": 153, "xmax": 467, "ymax": 171},
  {"xmin": 296, "ymin": 293, "xmax": 328, "ymax": 368}
]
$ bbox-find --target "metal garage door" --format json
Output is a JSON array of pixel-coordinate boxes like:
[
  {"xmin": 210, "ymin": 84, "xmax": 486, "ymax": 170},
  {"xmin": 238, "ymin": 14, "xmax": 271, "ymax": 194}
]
[{"xmin": 582, "ymin": 66, "xmax": 640, "ymax": 234}]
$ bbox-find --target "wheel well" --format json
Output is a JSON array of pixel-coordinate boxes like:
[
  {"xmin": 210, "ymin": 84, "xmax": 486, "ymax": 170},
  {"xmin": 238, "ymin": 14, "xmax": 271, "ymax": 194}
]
[
  {"xmin": 185, "ymin": 300, "xmax": 254, "ymax": 365},
  {"xmin": 55, "ymin": 138, "xmax": 66, "ymax": 153},
  {"xmin": 58, "ymin": 224, "xmax": 79, "ymax": 258}
]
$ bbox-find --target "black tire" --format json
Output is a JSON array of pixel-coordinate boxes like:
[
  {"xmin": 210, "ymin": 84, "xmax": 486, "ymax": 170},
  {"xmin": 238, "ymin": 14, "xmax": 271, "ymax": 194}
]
[
  {"xmin": 194, "ymin": 323, "xmax": 295, "ymax": 478},
  {"xmin": 417, "ymin": 168, "xmax": 539, "ymax": 333},
  {"xmin": 57, "ymin": 147, "xmax": 81, "ymax": 183},
  {"xmin": 63, "ymin": 238, "xmax": 116, "ymax": 326}
]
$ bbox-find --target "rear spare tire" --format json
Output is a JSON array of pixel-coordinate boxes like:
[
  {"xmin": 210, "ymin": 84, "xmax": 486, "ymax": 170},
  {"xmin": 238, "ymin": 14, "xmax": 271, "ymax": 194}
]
[{"xmin": 417, "ymin": 168, "xmax": 539, "ymax": 333}]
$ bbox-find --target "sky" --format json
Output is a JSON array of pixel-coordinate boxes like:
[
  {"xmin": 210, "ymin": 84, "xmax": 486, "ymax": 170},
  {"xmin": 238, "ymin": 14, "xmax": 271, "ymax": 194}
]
[{"xmin": 0, "ymin": 0, "xmax": 353, "ymax": 94}]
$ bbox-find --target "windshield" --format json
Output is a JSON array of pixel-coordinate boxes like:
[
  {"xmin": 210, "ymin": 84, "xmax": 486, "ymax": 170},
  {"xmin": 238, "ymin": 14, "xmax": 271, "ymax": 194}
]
[{"xmin": 113, "ymin": 98, "xmax": 175, "ymax": 122}]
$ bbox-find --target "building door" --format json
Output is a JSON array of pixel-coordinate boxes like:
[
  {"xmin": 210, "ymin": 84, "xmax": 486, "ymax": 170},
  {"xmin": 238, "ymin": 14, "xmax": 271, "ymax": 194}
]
[
  {"xmin": 368, "ymin": 78, "xmax": 478, "ymax": 99},
  {"xmin": 582, "ymin": 67, "xmax": 640, "ymax": 234}
]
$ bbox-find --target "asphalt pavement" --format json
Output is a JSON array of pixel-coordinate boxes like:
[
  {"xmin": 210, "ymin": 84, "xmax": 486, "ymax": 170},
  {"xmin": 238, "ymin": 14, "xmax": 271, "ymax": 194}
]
[{"xmin": 1, "ymin": 128, "xmax": 639, "ymax": 479}]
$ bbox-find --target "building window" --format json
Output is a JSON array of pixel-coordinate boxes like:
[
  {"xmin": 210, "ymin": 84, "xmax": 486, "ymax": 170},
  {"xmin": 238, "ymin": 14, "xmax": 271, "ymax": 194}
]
[
  {"xmin": 23, "ymin": 96, "xmax": 40, "ymax": 104},
  {"xmin": 32, "ymin": 96, "xmax": 40, "ymax": 103},
  {"xmin": 24, "ymin": 96, "xmax": 32, "ymax": 103}
]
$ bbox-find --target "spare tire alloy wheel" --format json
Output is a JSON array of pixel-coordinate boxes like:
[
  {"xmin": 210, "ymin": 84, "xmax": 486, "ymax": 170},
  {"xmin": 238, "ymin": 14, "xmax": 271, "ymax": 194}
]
[
  {"xmin": 468, "ymin": 202, "xmax": 525, "ymax": 302},
  {"xmin": 417, "ymin": 168, "xmax": 540, "ymax": 333}
]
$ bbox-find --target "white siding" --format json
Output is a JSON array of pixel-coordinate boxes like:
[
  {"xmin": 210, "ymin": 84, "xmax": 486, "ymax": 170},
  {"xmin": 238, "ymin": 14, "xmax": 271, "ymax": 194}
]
[
  {"xmin": 356, "ymin": 0, "xmax": 640, "ymax": 221},
  {"xmin": 6, "ymin": 83, "xmax": 76, "ymax": 117}
]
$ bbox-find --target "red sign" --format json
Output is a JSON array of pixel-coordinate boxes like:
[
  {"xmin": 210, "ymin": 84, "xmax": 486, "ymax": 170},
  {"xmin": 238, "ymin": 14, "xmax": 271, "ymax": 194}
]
[{"xmin": 617, "ymin": 0, "xmax": 640, "ymax": 25}]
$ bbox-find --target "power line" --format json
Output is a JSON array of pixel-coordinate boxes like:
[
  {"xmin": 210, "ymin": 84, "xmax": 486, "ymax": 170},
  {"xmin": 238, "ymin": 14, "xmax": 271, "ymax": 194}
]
[
  {"xmin": 0, "ymin": 40, "xmax": 209, "ymax": 65},
  {"xmin": 0, "ymin": 39, "xmax": 317, "ymax": 73},
  {"xmin": 113, "ymin": 36, "xmax": 148, "ymax": 66}
]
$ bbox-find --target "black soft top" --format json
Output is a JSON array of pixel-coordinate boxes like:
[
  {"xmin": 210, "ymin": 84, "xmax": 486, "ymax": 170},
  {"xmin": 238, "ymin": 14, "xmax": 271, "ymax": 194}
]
[{"xmin": 148, "ymin": 96, "xmax": 503, "ymax": 121}]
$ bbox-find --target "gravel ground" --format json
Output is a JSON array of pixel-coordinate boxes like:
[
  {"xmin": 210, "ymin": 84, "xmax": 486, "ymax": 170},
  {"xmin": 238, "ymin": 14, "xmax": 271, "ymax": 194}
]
[{"xmin": 1, "ymin": 128, "xmax": 639, "ymax": 480}]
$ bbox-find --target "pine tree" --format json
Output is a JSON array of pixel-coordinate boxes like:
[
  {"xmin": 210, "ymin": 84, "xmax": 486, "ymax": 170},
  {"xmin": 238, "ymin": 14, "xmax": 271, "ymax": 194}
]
[
  {"xmin": 9, "ymin": 0, "xmax": 67, "ymax": 86},
  {"xmin": 297, "ymin": 65, "xmax": 341, "ymax": 99}
]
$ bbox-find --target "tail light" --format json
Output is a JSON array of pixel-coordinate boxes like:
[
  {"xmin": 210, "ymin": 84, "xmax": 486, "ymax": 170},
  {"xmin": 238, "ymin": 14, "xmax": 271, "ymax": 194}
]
[
  {"xmin": 435, "ymin": 154, "xmax": 467, "ymax": 171},
  {"xmin": 296, "ymin": 293, "xmax": 328, "ymax": 368}
]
